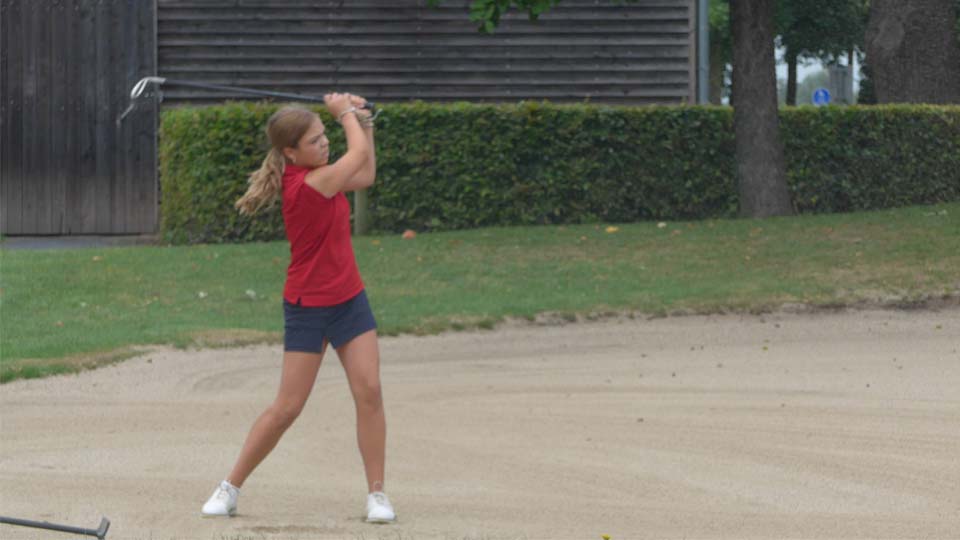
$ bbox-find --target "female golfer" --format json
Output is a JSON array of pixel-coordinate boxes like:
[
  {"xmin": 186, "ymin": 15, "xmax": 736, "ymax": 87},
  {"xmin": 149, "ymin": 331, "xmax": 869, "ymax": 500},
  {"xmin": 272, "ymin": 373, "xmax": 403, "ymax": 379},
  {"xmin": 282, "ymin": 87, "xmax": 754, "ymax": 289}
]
[{"xmin": 200, "ymin": 94, "xmax": 395, "ymax": 523}]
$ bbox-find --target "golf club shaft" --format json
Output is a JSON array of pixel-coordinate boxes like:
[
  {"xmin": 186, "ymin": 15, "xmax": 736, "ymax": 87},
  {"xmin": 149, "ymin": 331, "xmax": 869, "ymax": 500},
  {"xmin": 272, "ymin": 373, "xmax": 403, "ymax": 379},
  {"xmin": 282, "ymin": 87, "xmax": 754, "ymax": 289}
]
[
  {"xmin": 148, "ymin": 77, "xmax": 374, "ymax": 108},
  {"xmin": 0, "ymin": 516, "xmax": 110, "ymax": 539},
  {"xmin": 117, "ymin": 76, "xmax": 377, "ymax": 125}
]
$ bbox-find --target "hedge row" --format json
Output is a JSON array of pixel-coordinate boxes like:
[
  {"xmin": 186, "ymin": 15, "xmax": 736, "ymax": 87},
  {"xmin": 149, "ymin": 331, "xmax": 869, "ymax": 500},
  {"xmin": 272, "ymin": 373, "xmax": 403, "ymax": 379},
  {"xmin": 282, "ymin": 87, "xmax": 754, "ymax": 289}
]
[{"xmin": 159, "ymin": 102, "xmax": 960, "ymax": 243}]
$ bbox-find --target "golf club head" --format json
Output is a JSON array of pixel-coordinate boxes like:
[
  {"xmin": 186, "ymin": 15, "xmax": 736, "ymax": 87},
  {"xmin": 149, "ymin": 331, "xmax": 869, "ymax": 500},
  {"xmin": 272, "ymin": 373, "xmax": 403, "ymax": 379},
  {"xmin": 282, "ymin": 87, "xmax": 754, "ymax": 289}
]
[
  {"xmin": 96, "ymin": 517, "xmax": 110, "ymax": 540},
  {"xmin": 130, "ymin": 76, "xmax": 166, "ymax": 100},
  {"xmin": 117, "ymin": 77, "xmax": 166, "ymax": 126}
]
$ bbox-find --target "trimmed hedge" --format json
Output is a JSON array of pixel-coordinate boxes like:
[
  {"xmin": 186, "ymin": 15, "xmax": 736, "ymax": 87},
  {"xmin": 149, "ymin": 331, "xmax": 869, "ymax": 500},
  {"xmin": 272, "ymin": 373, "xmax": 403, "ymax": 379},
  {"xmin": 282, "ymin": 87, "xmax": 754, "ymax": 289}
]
[{"xmin": 159, "ymin": 102, "xmax": 960, "ymax": 243}]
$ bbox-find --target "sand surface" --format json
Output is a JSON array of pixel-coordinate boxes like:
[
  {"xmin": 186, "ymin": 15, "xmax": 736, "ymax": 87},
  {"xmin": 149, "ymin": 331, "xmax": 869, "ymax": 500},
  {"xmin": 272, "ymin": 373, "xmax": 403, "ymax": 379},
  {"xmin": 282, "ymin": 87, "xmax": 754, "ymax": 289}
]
[{"xmin": 2, "ymin": 308, "xmax": 959, "ymax": 540}]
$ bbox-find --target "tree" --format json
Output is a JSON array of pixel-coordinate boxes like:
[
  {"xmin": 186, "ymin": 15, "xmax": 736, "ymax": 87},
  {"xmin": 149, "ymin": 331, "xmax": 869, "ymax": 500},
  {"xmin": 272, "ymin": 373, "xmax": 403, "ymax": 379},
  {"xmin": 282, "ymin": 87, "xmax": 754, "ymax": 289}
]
[
  {"xmin": 426, "ymin": 0, "xmax": 564, "ymax": 32},
  {"xmin": 731, "ymin": 0, "xmax": 794, "ymax": 217},
  {"xmin": 857, "ymin": 61, "xmax": 877, "ymax": 104},
  {"xmin": 865, "ymin": 0, "xmax": 960, "ymax": 103},
  {"xmin": 432, "ymin": 0, "xmax": 795, "ymax": 218},
  {"xmin": 709, "ymin": 0, "xmax": 732, "ymax": 104},
  {"xmin": 776, "ymin": 0, "xmax": 866, "ymax": 106}
]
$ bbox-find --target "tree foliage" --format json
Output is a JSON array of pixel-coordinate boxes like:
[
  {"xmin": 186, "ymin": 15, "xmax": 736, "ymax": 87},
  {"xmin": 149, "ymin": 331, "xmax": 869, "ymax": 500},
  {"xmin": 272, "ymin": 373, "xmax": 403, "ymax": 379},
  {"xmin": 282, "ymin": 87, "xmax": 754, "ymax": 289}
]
[
  {"xmin": 776, "ymin": 0, "xmax": 866, "ymax": 63},
  {"xmin": 427, "ymin": 0, "xmax": 580, "ymax": 32},
  {"xmin": 709, "ymin": 0, "xmax": 733, "ymax": 103}
]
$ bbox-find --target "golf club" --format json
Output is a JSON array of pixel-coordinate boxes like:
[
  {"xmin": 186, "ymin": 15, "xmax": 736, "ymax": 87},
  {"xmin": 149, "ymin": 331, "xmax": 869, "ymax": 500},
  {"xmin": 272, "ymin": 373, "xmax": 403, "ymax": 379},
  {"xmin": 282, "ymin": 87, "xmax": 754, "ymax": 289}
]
[
  {"xmin": 117, "ymin": 76, "xmax": 379, "ymax": 125},
  {"xmin": 0, "ymin": 515, "xmax": 110, "ymax": 540}
]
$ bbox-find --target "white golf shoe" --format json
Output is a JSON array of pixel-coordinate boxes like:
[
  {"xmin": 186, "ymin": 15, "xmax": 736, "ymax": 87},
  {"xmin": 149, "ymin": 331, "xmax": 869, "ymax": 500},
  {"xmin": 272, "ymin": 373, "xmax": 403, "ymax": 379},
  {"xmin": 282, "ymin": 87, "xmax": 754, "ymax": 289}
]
[
  {"xmin": 201, "ymin": 480, "xmax": 239, "ymax": 517},
  {"xmin": 365, "ymin": 491, "xmax": 396, "ymax": 523}
]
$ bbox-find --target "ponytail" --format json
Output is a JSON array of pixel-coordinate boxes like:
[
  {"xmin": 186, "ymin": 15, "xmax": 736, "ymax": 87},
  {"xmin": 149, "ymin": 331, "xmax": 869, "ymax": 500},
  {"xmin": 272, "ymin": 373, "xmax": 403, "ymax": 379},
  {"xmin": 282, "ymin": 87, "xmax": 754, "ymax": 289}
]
[
  {"xmin": 235, "ymin": 147, "xmax": 285, "ymax": 215},
  {"xmin": 235, "ymin": 105, "xmax": 318, "ymax": 216}
]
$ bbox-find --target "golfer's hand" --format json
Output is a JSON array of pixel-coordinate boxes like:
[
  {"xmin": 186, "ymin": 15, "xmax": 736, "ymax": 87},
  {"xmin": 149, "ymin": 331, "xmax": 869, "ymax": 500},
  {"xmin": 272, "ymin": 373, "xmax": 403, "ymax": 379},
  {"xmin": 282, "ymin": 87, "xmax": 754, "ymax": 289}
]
[
  {"xmin": 347, "ymin": 94, "xmax": 373, "ymax": 122},
  {"xmin": 347, "ymin": 94, "xmax": 368, "ymax": 109},
  {"xmin": 323, "ymin": 93, "xmax": 354, "ymax": 119}
]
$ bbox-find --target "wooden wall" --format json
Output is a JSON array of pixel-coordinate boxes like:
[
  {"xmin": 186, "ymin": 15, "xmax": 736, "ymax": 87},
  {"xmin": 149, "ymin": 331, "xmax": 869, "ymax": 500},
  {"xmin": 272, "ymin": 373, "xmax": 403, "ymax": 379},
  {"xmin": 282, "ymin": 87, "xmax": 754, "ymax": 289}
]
[
  {"xmin": 157, "ymin": 0, "xmax": 696, "ymax": 105},
  {"xmin": 1, "ymin": 0, "xmax": 157, "ymax": 235}
]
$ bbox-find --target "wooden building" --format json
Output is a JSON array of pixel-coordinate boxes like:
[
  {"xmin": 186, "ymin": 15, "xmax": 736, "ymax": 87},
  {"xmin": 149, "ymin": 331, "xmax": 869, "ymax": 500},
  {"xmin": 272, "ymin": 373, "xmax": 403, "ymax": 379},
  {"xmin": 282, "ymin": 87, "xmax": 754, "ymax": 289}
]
[{"xmin": 1, "ymin": 0, "xmax": 704, "ymax": 235}]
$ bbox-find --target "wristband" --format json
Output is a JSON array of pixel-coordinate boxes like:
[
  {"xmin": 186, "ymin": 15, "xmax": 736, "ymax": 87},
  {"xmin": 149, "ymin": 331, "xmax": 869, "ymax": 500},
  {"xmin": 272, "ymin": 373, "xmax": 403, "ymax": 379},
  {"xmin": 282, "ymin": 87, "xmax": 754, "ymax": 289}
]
[{"xmin": 338, "ymin": 106, "xmax": 359, "ymax": 123}]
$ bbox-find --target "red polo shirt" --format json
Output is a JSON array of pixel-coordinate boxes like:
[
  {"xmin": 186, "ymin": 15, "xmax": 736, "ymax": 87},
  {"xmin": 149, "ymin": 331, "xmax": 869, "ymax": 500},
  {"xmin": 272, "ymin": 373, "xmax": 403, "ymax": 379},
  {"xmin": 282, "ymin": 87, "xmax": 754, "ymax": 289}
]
[{"xmin": 281, "ymin": 164, "xmax": 364, "ymax": 306}]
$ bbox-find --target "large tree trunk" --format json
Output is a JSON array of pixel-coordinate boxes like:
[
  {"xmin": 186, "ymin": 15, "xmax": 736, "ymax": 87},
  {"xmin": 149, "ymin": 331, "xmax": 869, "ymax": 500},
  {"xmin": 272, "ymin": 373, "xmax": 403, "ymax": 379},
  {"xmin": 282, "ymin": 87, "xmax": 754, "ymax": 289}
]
[
  {"xmin": 865, "ymin": 0, "xmax": 960, "ymax": 103},
  {"xmin": 730, "ymin": 0, "xmax": 794, "ymax": 218}
]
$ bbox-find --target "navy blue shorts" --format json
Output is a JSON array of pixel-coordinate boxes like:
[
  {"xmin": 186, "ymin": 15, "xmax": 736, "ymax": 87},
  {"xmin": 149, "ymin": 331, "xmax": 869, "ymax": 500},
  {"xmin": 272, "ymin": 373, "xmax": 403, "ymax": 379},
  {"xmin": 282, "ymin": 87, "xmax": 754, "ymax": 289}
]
[{"xmin": 283, "ymin": 289, "xmax": 378, "ymax": 352}]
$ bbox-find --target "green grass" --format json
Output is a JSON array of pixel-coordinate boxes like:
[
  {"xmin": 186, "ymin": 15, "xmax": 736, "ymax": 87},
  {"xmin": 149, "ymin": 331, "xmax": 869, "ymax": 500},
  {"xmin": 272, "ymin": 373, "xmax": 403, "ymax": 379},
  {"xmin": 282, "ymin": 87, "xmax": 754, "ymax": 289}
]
[{"xmin": 2, "ymin": 202, "xmax": 958, "ymax": 382}]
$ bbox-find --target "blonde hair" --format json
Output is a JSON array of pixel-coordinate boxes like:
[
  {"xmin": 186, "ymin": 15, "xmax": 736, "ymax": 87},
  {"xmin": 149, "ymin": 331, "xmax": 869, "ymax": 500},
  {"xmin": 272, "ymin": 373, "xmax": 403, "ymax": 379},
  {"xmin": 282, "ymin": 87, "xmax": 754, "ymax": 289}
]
[{"xmin": 235, "ymin": 105, "xmax": 319, "ymax": 215}]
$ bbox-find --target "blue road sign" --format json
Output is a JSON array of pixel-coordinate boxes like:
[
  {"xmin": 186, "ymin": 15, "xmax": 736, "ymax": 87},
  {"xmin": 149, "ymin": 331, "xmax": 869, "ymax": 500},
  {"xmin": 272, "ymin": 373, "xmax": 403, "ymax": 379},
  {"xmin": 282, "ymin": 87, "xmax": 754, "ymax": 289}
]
[{"xmin": 812, "ymin": 88, "xmax": 831, "ymax": 106}]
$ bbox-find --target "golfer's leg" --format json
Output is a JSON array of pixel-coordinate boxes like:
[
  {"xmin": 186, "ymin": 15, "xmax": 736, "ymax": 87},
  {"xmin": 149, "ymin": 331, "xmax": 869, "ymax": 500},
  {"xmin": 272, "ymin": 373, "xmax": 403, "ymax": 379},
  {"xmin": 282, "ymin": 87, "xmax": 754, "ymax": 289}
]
[
  {"xmin": 226, "ymin": 349, "xmax": 325, "ymax": 487},
  {"xmin": 337, "ymin": 330, "xmax": 386, "ymax": 493}
]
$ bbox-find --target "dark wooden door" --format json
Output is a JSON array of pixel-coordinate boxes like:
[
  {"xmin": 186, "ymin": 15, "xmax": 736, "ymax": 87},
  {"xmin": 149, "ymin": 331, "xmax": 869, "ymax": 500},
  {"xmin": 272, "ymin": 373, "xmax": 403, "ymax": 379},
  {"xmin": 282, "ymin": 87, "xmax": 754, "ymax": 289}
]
[{"xmin": 1, "ymin": 0, "xmax": 158, "ymax": 235}]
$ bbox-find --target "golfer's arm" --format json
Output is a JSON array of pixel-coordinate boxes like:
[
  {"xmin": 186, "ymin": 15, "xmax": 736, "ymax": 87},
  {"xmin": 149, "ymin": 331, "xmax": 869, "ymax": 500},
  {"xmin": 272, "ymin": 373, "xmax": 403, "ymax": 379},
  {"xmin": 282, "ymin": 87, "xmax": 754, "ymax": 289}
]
[
  {"xmin": 344, "ymin": 125, "xmax": 376, "ymax": 191},
  {"xmin": 304, "ymin": 114, "xmax": 369, "ymax": 198}
]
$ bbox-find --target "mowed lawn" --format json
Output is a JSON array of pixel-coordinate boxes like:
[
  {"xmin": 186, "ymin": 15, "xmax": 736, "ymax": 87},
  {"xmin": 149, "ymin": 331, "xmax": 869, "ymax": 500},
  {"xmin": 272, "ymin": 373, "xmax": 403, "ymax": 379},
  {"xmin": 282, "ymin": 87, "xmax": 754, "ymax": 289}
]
[{"xmin": 1, "ymin": 202, "xmax": 958, "ymax": 382}]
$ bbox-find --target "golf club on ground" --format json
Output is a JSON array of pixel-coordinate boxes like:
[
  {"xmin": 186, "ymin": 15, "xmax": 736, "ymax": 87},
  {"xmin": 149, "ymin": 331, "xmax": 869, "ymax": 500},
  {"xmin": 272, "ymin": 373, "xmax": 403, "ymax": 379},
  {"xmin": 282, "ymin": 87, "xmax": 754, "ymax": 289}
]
[
  {"xmin": 0, "ymin": 515, "xmax": 110, "ymax": 540},
  {"xmin": 118, "ymin": 76, "xmax": 379, "ymax": 125}
]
